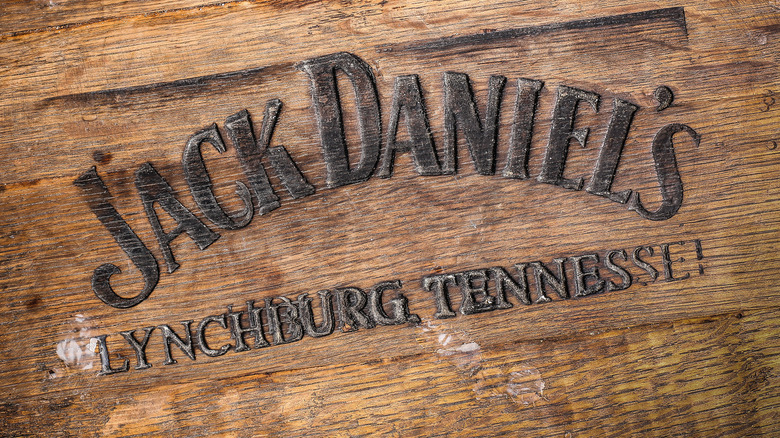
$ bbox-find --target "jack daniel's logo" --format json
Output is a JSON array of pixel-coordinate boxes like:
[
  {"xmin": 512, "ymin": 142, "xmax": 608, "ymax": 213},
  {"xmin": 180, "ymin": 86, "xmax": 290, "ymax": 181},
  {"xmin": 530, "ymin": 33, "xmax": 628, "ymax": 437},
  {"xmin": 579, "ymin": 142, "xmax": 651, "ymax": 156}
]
[{"xmin": 75, "ymin": 51, "xmax": 700, "ymax": 310}]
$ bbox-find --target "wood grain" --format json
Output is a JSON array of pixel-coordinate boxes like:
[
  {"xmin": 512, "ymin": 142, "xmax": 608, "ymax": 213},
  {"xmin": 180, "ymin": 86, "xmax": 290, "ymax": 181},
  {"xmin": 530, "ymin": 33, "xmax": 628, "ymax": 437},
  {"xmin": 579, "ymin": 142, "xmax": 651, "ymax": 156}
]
[
  {"xmin": 1, "ymin": 0, "xmax": 779, "ymax": 436},
  {"xmin": 0, "ymin": 0, "xmax": 226, "ymax": 37}
]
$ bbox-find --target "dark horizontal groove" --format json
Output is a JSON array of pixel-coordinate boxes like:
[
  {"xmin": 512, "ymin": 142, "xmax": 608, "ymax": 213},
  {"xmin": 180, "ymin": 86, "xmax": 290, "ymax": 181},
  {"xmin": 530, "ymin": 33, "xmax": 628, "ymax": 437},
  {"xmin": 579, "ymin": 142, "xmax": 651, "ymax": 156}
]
[
  {"xmin": 378, "ymin": 7, "xmax": 687, "ymax": 54},
  {"xmin": 0, "ymin": 1, "xmax": 246, "ymax": 40},
  {"xmin": 36, "ymin": 7, "xmax": 686, "ymax": 106},
  {"xmin": 43, "ymin": 63, "xmax": 291, "ymax": 105}
]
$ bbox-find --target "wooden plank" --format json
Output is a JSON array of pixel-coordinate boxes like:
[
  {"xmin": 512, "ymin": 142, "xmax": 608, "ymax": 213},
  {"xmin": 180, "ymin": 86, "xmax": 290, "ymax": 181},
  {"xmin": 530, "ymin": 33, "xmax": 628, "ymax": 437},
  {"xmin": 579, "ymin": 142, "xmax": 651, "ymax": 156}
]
[
  {"xmin": 1, "ymin": 0, "xmax": 779, "ymax": 436},
  {"xmin": 0, "ymin": 0, "xmax": 227, "ymax": 36}
]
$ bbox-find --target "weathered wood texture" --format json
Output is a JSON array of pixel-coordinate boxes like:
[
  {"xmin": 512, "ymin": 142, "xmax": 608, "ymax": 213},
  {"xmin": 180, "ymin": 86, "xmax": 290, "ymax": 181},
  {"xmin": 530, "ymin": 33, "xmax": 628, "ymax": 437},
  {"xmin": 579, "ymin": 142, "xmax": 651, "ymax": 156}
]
[{"xmin": 1, "ymin": 0, "xmax": 779, "ymax": 436}]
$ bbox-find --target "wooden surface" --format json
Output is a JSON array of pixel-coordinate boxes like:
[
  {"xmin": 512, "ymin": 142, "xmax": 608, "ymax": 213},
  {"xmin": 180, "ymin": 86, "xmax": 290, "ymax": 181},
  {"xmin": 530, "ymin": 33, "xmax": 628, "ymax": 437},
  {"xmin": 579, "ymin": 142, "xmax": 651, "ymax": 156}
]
[{"xmin": 1, "ymin": 0, "xmax": 779, "ymax": 436}]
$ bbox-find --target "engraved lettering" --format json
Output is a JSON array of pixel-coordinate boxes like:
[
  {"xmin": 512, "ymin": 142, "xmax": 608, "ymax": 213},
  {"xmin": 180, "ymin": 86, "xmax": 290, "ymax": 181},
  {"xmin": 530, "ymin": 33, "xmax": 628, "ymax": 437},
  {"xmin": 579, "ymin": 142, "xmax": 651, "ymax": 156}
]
[
  {"xmin": 158, "ymin": 321, "xmax": 196, "ymax": 365},
  {"xmin": 224, "ymin": 107, "xmax": 279, "ymax": 213},
  {"xmin": 379, "ymin": 75, "xmax": 441, "ymax": 177},
  {"xmin": 335, "ymin": 287, "xmax": 374, "ymax": 332},
  {"xmin": 298, "ymin": 291, "xmax": 336, "ymax": 338},
  {"xmin": 604, "ymin": 249, "xmax": 632, "ymax": 291},
  {"xmin": 95, "ymin": 334, "xmax": 130, "ymax": 376},
  {"xmin": 503, "ymin": 79, "xmax": 544, "ymax": 179},
  {"xmin": 119, "ymin": 327, "xmax": 155, "ymax": 370},
  {"xmin": 491, "ymin": 265, "xmax": 531, "ymax": 307},
  {"xmin": 422, "ymin": 273, "xmax": 458, "ymax": 319},
  {"xmin": 73, "ymin": 167, "xmax": 159, "ymax": 308},
  {"xmin": 694, "ymin": 239, "xmax": 705, "ymax": 274},
  {"xmin": 196, "ymin": 314, "xmax": 231, "ymax": 357},
  {"xmin": 654, "ymin": 85, "xmax": 674, "ymax": 111},
  {"xmin": 456, "ymin": 269, "xmax": 496, "ymax": 315},
  {"xmin": 183, "ymin": 124, "xmax": 253, "ymax": 229},
  {"xmin": 442, "ymin": 72, "xmax": 506, "ymax": 175},
  {"xmin": 266, "ymin": 297, "xmax": 304, "ymax": 345},
  {"xmin": 76, "ymin": 51, "xmax": 707, "ymax": 318},
  {"xmin": 227, "ymin": 301, "xmax": 269, "ymax": 352},
  {"xmin": 265, "ymin": 145, "xmax": 316, "ymax": 199},
  {"xmin": 530, "ymin": 259, "xmax": 568, "ymax": 302},
  {"xmin": 570, "ymin": 253, "xmax": 606, "ymax": 297},
  {"xmin": 660, "ymin": 241, "xmax": 691, "ymax": 282},
  {"xmin": 299, "ymin": 52, "xmax": 382, "ymax": 188},
  {"xmin": 368, "ymin": 280, "xmax": 421, "ymax": 325},
  {"xmin": 628, "ymin": 123, "xmax": 700, "ymax": 220},
  {"xmin": 585, "ymin": 98, "xmax": 639, "ymax": 203},
  {"xmin": 225, "ymin": 103, "xmax": 314, "ymax": 214},
  {"xmin": 632, "ymin": 246, "xmax": 659, "ymax": 281},
  {"xmin": 538, "ymin": 86, "xmax": 600, "ymax": 190},
  {"xmin": 135, "ymin": 163, "xmax": 220, "ymax": 274},
  {"xmin": 92, "ymin": 240, "xmax": 706, "ymax": 375}
]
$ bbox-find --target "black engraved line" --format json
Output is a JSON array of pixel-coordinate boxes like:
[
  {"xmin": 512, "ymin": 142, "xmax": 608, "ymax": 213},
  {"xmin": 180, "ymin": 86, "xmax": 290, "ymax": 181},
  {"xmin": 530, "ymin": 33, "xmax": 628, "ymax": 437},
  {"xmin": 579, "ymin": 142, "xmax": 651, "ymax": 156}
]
[
  {"xmin": 377, "ymin": 7, "xmax": 688, "ymax": 54},
  {"xmin": 40, "ymin": 8, "xmax": 686, "ymax": 105},
  {"xmin": 42, "ymin": 63, "xmax": 293, "ymax": 105}
]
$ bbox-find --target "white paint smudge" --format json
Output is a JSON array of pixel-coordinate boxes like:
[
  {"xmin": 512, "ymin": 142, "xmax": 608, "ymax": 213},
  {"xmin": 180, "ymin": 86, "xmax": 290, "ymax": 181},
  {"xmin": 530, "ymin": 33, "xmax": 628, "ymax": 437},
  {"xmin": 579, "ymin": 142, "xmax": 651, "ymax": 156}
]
[
  {"xmin": 56, "ymin": 339, "xmax": 82, "ymax": 364},
  {"xmin": 424, "ymin": 321, "xmax": 484, "ymax": 375},
  {"xmin": 421, "ymin": 321, "xmax": 547, "ymax": 406},
  {"xmin": 455, "ymin": 342, "xmax": 480, "ymax": 353},
  {"xmin": 506, "ymin": 367, "xmax": 546, "ymax": 405},
  {"xmin": 54, "ymin": 314, "xmax": 96, "ymax": 372}
]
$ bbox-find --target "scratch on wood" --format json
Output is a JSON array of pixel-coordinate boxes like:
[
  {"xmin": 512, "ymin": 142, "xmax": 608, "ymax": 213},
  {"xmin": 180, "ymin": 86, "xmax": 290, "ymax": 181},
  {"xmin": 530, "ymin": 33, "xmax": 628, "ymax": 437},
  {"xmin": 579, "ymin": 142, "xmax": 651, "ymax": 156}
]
[
  {"xmin": 377, "ymin": 7, "xmax": 688, "ymax": 54},
  {"xmin": 42, "ymin": 63, "xmax": 293, "ymax": 106}
]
